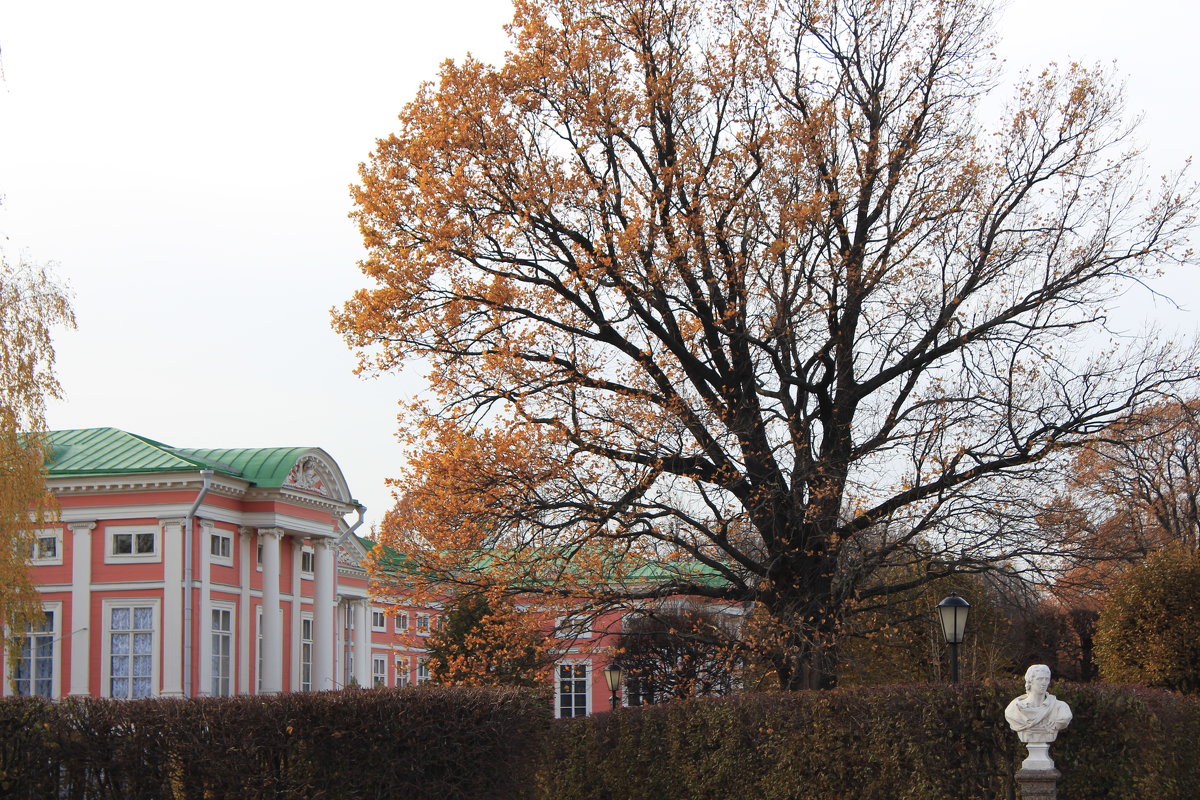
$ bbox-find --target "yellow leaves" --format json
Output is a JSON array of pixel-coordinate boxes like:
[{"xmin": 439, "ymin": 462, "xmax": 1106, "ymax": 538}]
[{"xmin": 0, "ymin": 255, "xmax": 74, "ymax": 630}]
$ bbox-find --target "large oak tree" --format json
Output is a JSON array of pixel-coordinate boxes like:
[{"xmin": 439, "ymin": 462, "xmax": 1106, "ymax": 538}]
[{"xmin": 339, "ymin": 0, "xmax": 1199, "ymax": 688}]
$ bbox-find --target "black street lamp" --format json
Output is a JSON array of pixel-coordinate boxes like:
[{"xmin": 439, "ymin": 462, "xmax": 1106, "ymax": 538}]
[
  {"xmin": 937, "ymin": 593, "xmax": 970, "ymax": 683},
  {"xmin": 602, "ymin": 664, "xmax": 624, "ymax": 710}
]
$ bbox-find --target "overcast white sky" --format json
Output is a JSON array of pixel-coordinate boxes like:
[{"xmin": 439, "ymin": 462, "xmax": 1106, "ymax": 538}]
[{"xmin": 1, "ymin": 0, "xmax": 1196, "ymax": 532}]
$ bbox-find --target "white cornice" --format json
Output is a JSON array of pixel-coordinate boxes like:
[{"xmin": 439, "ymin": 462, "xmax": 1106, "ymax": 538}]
[
  {"xmin": 48, "ymin": 471, "xmax": 251, "ymax": 498},
  {"xmin": 54, "ymin": 503, "xmax": 341, "ymax": 540}
]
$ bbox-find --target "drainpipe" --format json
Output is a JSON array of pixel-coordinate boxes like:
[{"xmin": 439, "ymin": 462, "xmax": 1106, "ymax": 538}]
[
  {"xmin": 345, "ymin": 502, "xmax": 366, "ymax": 539},
  {"xmin": 183, "ymin": 470, "xmax": 214, "ymax": 698}
]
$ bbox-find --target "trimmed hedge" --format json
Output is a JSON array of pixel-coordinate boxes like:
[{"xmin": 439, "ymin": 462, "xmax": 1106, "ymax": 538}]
[
  {"xmin": 0, "ymin": 687, "xmax": 549, "ymax": 800},
  {"xmin": 538, "ymin": 684, "xmax": 1200, "ymax": 800},
  {"xmin": 4, "ymin": 683, "xmax": 1199, "ymax": 799}
]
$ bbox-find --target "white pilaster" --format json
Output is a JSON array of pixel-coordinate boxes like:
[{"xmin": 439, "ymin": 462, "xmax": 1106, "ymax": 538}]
[
  {"xmin": 68, "ymin": 522, "xmax": 95, "ymax": 697},
  {"xmin": 259, "ymin": 528, "xmax": 284, "ymax": 693},
  {"xmin": 353, "ymin": 598, "xmax": 370, "ymax": 689},
  {"xmin": 313, "ymin": 539, "xmax": 335, "ymax": 690},
  {"xmin": 160, "ymin": 518, "xmax": 185, "ymax": 697},
  {"xmin": 197, "ymin": 521, "xmax": 214, "ymax": 696},
  {"xmin": 238, "ymin": 527, "xmax": 253, "ymax": 695}
]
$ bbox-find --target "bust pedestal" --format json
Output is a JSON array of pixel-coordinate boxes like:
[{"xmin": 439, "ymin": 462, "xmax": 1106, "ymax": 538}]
[
  {"xmin": 1020, "ymin": 742, "xmax": 1055, "ymax": 771},
  {"xmin": 1016, "ymin": 767, "xmax": 1060, "ymax": 800}
]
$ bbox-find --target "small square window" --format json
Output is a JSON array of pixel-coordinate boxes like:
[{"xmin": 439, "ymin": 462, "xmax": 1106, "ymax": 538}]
[
  {"xmin": 209, "ymin": 531, "xmax": 233, "ymax": 564},
  {"xmin": 30, "ymin": 530, "xmax": 62, "ymax": 565},
  {"xmin": 415, "ymin": 613, "xmax": 430, "ymax": 635},
  {"xmin": 372, "ymin": 610, "xmax": 386, "ymax": 632}
]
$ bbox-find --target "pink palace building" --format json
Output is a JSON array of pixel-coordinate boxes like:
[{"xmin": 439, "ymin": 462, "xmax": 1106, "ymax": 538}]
[{"xmin": 3, "ymin": 428, "xmax": 621, "ymax": 716}]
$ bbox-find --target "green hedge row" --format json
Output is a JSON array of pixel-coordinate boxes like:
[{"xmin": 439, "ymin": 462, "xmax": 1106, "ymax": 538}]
[
  {"xmin": 539, "ymin": 684, "xmax": 1200, "ymax": 800},
  {"xmin": 3, "ymin": 683, "xmax": 1197, "ymax": 800},
  {"xmin": 0, "ymin": 687, "xmax": 549, "ymax": 800}
]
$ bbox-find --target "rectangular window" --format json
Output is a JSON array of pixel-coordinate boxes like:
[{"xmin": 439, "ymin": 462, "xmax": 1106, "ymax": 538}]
[
  {"xmin": 556, "ymin": 614, "xmax": 593, "ymax": 640},
  {"xmin": 211, "ymin": 607, "xmax": 233, "ymax": 696},
  {"xmin": 106, "ymin": 526, "xmax": 159, "ymax": 563},
  {"xmin": 109, "ymin": 603, "xmax": 155, "ymax": 699},
  {"xmin": 300, "ymin": 615, "xmax": 313, "ymax": 692},
  {"xmin": 557, "ymin": 663, "xmax": 589, "ymax": 718},
  {"xmin": 300, "ymin": 546, "xmax": 315, "ymax": 577},
  {"xmin": 416, "ymin": 658, "xmax": 431, "ymax": 685},
  {"xmin": 30, "ymin": 530, "xmax": 62, "ymax": 565},
  {"xmin": 13, "ymin": 611, "xmax": 55, "ymax": 698},
  {"xmin": 395, "ymin": 656, "xmax": 410, "ymax": 688},
  {"xmin": 372, "ymin": 655, "xmax": 387, "ymax": 688},
  {"xmin": 371, "ymin": 609, "xmax": 386, "ymax": 632},
  {"xmin": 209, "ymin": 530, "xmax": 233, "ymax": 565},
  {"xmin": 415, "ymin": 613, "xmax": 430, "ymax": 635},
  {"xmin": 395, "ymin": 612, "xmax": 409, "ymax": 634}
]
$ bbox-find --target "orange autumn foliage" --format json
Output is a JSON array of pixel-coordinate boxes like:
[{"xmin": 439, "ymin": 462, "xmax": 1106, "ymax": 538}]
[{"xmin": 338, "ymin": 0, "xmax": 1200, "ymax": 689}]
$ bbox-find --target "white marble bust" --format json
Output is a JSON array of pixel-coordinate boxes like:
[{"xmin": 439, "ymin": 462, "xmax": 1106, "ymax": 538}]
[{"xmin": 1005, "ymin": 664, "xmax": 1072, "ymax": 744}]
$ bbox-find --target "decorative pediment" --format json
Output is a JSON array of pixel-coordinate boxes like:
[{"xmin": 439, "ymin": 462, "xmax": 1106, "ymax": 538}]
[
  {"xmin": 285, "ymin": 455, "xmax": 337, "ymax": 498},
  {"xmin": 336, "ymin": 534, "xmax": 369, "ymax": 568}
]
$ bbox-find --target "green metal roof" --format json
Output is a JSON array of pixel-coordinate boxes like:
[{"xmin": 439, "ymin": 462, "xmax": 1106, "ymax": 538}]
[
  {"xmin": 174, "ymin": 447, "xmax": 313, "ymax": 488},
  {"xmin": 45, "ymin": 427, "xmax": 318, "ymax": 489}
]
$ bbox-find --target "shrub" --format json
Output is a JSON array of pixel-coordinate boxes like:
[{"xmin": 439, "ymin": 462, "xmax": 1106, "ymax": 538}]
[
  {"xmin": 1095, "ymin": 547, "xmax": 1200, "ymax": 692},
  {"xmin": 0, "ymin": 686, "xmax": 549, "ymax": 800},
  {"xmin": 539, "ymin": 684, "xmax": 1200, "ymax": 800}
]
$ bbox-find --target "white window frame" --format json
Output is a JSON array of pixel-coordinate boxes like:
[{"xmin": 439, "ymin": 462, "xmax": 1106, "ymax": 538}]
[
  {"xmin": 371, "ymin": 608, "xmax": 387, "ymax": 633},
  {"xmin": 395, "ymin": 612, "xmax": 409, "ymax": 634},
  {"xmin": 101, "ymin": 598, "xmax": 159, "ymax": 699},
  {"xmin": 556, "ymin": 614, "xmax": 593, "ymax": 640},
  {"xmin": 256, "ymin": 606, "xmax": 262, "ymax": 693},
  {"xmin": 210, "ymin": 602, "xmax": 235, "ymax": 696},
  {"xmin": 395, "ymin": 655, "xmax": 410, "ymax": 688},
  {"xmin": 209, "ymin": 529, "xmax": 234, "ymax": 566},
  {"xmin": 415, "ymin": 612, "xmax": 430, "ymax": 635},
  {"xmin": 372, "ymin": 653, "xmax": 388, "ymax": 688},
  {"xmin": 30, "ymin": 528, "xmax": 63, "ymax": 566},
  {"xmin": 556, "ymin": 660, "xmax": 591, "ymax": 718},
  {"xmin": 300, "ymin": 545, "xmax": 315, "ymax": 579},
  {"xmin": 5, "ymin": 601, "xmax": 62, "ymax": 699},
  {"xmin": 105, "ymin": 525, "xmax": 160, "ymax": 564},
  {"xmin": 416, "ymin": 658, "xmax": 431, "ymax": 685},
  {"xmin": 300, "ymin": 613, "xmax": 314, "ymax": 691}
]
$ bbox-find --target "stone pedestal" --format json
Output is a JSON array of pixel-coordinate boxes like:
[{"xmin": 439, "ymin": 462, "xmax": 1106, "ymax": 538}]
[{"xmin": 1016, "ymin": 768, "xmax": 1060, "ymax": 800}]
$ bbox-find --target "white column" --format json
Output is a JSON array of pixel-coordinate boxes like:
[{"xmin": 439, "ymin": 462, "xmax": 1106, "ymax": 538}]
[
  {"xmin": 290, "ymin": 542, "xmax": 302, "ymax": 691},
  {"xmin": 197, "ymin": 521, "xmax": 214, "ymax": 696},
  {"xmin": 259, "ymin": 528, "xmax": 284, "ymax": 693},
  {"xmin": 353, "ymin": 598, "xmax": 370, "ymax": 689},
  {"xmin": 313, "ymin": 539, "xmax": 335, "ymax": 690},
  {"xmin": 68, "ymin": 522, "xmax": 95, "ymax": 697},
  {"xmin": 237, "ymin": 527, "xmax": 253, "ymax": 695}
]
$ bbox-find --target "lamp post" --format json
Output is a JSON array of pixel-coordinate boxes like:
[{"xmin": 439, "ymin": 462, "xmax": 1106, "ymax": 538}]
[
  {"xmin": 937, "ymin": 593, "xmax": 970, "ymax": 683},
  {"xmin": 602, "ymin": 664, "xmax": 623, "ymax": 710}
]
